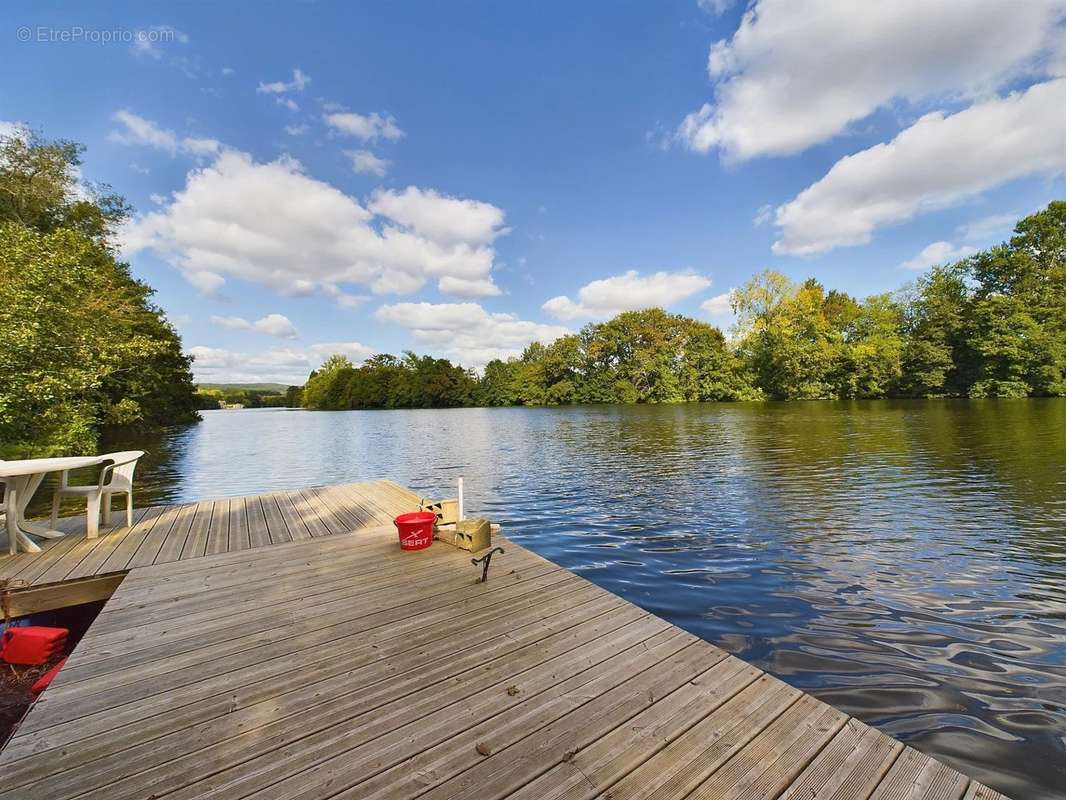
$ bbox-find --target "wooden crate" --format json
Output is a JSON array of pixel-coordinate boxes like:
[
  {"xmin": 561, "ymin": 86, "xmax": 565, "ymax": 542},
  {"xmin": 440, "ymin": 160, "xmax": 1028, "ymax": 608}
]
[
  {"xmin": 454, "ymin": 517, "xmax": 491, "ymax": 552},
  {"xmin": 420, "ymin": 498, "xmax": 460, "ymax": 525}
]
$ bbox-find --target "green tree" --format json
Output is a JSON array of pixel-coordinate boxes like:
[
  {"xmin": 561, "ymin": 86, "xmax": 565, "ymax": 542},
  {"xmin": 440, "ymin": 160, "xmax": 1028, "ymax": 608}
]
[
  {"xmin": 968, "ymin": 201, "xmax": 1066, "ymax": 396},
  {"xmin": 512, "ymin": 343, "xmax": 549, "ymax": 406},
  {"xmin": 897, "ymin": 266, "xmax": 971, "ymax": 397},
  {"xmin": 0, "ymin": 225, "xmax": 194, "ymax": 455},
  {"xmin": 0, "ymin": 129, "xmax": 130, "ymax": 244},
  {"xmin": 0, "ymin": 128, "xmax": 197, "ymax": 457},
  {"xmin": 676, "ymin": 316, "xmax": 754, "ymax": 401},
  {"xmin": 477, "ymin": 359, "xmax": 520, "ymax": 406},
  {"xmin": 284, "ymin": 385, "xmax": 303, "ymax": 407},
  {"xmin": 301, "ymin": 355, "xmax": 355, "ymax": 410},
  {"xmin": 291, "ymin": 205, "xmax": 1066, "ymax": 410},
  {"xmin": 832, "ymin": 293, "xmax": 905, "ymax": 399},
  {"xmin": 735, "ymin": 273, "xmax": 837, "ymax": 399}
]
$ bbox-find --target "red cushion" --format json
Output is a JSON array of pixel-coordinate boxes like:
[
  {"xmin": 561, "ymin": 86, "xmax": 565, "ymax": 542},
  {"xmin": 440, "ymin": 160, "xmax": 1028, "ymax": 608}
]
[
  {"xmin": 0, "ymin": 626, "xmax": 69, "ymax": 665},
  {"xmin": 31, "ymin": 657, "xmax": 68, "ymax": 696}
]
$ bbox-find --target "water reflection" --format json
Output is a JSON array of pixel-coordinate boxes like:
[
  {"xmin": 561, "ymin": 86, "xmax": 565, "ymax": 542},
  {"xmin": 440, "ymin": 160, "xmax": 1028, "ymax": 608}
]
[{"xmin": 34, "ymin": 400, "xmax": 1066, "ymax": 798}]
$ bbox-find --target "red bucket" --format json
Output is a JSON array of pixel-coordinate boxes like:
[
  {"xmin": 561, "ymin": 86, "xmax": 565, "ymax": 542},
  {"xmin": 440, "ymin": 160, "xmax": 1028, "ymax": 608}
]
[{"xmin": 394, "ymin": 511, "xmax": 436, "ymax": 551}]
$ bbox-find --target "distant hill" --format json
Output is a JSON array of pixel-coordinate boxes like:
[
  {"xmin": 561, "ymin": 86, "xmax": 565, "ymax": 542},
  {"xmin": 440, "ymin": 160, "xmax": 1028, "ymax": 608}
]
[{"xmin": 197, "ymin": 382, "xmax": 290, "ymax": 394}]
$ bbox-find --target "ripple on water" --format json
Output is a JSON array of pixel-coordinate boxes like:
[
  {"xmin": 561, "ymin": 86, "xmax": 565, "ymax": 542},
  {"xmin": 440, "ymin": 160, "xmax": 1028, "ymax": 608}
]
[{"xmin": 56, "ymin": 399, "xmax": 1066, "ymax": 799}]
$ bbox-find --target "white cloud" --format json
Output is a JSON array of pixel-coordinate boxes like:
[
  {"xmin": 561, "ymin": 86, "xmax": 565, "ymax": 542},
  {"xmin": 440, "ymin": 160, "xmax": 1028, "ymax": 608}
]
[
  {"xmin": 149, "ymin": 193, "xmax": 166, "ymax": 205},
  {"xmin": 956, "ymin": 213, "xmax": 1018, "ymax": 242},
  {"xmin": 210, "ymin": 316, "xmax": 254, "ymax": 331},
  {"xmin": 109, "ymin": 111, "xmax": 221, "ymax": 158},
  {"xmin": 221, "ymin": 67, "xmax": 235, "ymax": 76},
  {"xmin": 324, "ymin": 112, "xmax": 404, "ymax": 142},
  {"xmin": 700, "ymin": 290, "xmax": 736, "ymax": 316},
  {"xmin": 110, "ymin": 111, "xmax": 177, "ymax": 153},
  {"xmin": 773, "ymin": 78, "xmax": 1066, "ymax": 256},
  {"xmin": 257, "ymin": 68, "xmax": 311, "ymax": 95},
  {"xmin": 188, "ymin": 341, "xmax": 374, "ymax": 383},
  {"xmin": 120, "ymin": 150, "xmax": 509, "ymax": 299},
  {"xmin": 181, "ymin": 136, "xmax": 223, "ymax": 156},
  {"xmin": 375, "ymin": 302, "xmax": 568, "ymax": 368},
  {"xmin": 186, "ymin": 345, "xmax": 234, "ymax": 369},
  {"xmin": 542, "ymin": 270, "xmax": 712, "ymax": 321},
  {"xmin": 697, "ymin": 0, "xmax": 736, "ymax": 14},
  {"xmin": 210, "ymin": 313, "xmax": 299, "ymax": 338},
  {"xmin": 348, "ymin": 149, "xmax": 389, "ymax": 177},
  {"xmin": 322, "ymin": 284, "xmax": 368, "ymax": 310},
  {"xmin": 437, "ymin": 275, "xmax": 502, "ymax": 298},
  {"xmin": 284, "ymin": 123, "xmax": 310, "ymax": 136},
  {"xmin": 901, "ymin": 241, "xmax": 979, "ymax": 270},
  {"xmin": 678, "ymin": 0, "xmax": 1066, "ymax": 161},
  {"xmin": 540, "ymin": 296, "xmax": 584, "ymax": 321},
  {"xmin": 752, "ymin": 204, "xmax": 772, "ymax": 227},
  {"xmin": 130, "ymin": 25, "xmax": 189, "ymax": 60},
  {"xmin": 368, "ymin": 186, "xmax": 507, "ymax": 246},
  {"xmin": 185, "ymin": 270, "xmax": 226, "ymax": 294},
  {"xmin": 275, "ymin": 98, "xmax": 300, "ymax": 112}
]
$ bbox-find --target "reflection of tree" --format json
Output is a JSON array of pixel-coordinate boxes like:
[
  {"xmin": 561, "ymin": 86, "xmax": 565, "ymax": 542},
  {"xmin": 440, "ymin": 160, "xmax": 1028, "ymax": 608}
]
[
  {"xmin": 726, "ymin": 398, "xmax": 1066, "ymax": 568},
  {"xmin": 896, "ymin": 398, "xmax": 1066, "ymax": 569}
]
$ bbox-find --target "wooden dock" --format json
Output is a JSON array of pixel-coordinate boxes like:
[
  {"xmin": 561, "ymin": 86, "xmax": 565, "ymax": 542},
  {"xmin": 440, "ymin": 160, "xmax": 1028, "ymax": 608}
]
[
  {"xmin": 0, "ymin": 482, "xmax": 1009, "ymax": 800},
  {"xmin": 0, "ymin": 480, "xmax": 417, "ymax": 615}
]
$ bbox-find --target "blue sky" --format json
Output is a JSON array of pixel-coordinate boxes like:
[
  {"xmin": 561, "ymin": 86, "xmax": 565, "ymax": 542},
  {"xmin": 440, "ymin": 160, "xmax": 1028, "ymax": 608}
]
[{"xmin": 4, "ymin": 1, "xmax": 1065, "ymax": 383}]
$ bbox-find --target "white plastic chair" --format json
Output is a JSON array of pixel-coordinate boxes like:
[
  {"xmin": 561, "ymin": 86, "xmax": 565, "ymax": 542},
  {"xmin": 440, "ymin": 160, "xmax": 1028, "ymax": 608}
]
[{"xmin": 50, "ymin": 451, "xmax": 145, "ymax": 538}]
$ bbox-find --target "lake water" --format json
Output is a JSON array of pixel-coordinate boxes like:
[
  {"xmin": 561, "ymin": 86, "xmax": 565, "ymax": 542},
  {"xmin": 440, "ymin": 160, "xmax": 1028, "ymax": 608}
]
[{"xmin": 80, "ymin": 400, "xmax": 1066, "ymax": 797}]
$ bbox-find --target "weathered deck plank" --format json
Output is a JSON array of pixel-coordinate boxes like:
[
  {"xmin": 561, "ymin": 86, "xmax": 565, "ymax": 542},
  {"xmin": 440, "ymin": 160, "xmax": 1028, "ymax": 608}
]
[
  {"xmin": 0, "ymin": 479, "xmax": 422, "ymax": 587},
  {"xmin": 0, "ymin": 481, "xmax": 1011, "ymax": 800}
]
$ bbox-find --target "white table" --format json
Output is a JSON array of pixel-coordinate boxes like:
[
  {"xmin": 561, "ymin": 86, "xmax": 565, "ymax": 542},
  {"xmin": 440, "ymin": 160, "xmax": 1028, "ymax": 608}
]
[{"xmin": 1, "ymin": 457, "xmax": 105, "ymax": 555}]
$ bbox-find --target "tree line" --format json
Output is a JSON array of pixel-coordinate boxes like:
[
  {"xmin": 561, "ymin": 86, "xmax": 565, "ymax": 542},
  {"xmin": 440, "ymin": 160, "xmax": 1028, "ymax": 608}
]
[
  {"xmin": 194, "ymin": 385, "xmax": 303, "ymax": 410},
  {"xmin": 0, "ymin": 130, "xmax": 199, "ymax": 457},
  {"xmin": 300, "ymin": 201, "xmax": 1066, "ymax": 410}
]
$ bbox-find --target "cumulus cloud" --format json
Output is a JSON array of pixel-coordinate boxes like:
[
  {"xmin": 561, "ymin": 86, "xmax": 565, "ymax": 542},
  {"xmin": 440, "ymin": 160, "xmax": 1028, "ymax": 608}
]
[
  {"xmin": 210, "ymin": 313, "xmax": 299, "ymax": 338},
  {"xmin": 700, "ymin": 290, "xmax": 736, "ymax": 316},
  {"xmin": 324, "ymin": 112, "xmax": 404, "ymax": 142},
  {"xmin": 436, "ymin": 275, "xmax": 502, "ymax": 298},
  {"xmin": 542, "ymin": 270, "xmax": 712, "ymax": 321},
  {"xmin": 375, "ymin": 302, "xmax": 568, "ymax": 367},
  {"xmin": 120, "ymin": 150, "xmax": 509, "ymax": 299},
  {"xmin": 956, "ymin": 213, "xmax": 1018, "ymax": 242},
  {"xmin": 368, "ymin": 186, "xmax": 507, "ymax": 246},
  {"xmin": 678, "ymin": 0, "xmax": 1066, "ymax": 160},
  {"xmin": 772, "ymin": 78, "xmax": 1066, "ymax": 255},
  {"xmin": 109, "ymin": 111, "xmax": 221, "ymax": 158},
  {"xmin": 322, "ymin": 284, "xmax": 368, "ymax": 310},
  {"xmin": 257, "ymin": 68, "xmax": 310, "ymax": 95},
  {"xmin": 348, "ymin": 149, "xmax": 389, "ymax": 177},
  {"xmin": 188, "ymin": 341, "xmax": 374, "ymax": 383},
  {"xmin": 901, "ymin": 241, "xmax": 980, "ymax": 271}
]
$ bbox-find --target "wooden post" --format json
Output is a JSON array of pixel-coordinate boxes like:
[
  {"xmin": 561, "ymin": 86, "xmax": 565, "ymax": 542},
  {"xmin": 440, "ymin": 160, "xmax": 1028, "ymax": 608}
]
[{"xmin": 458, "ymin": 477, "xmax": 464, "ymax": 521}]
